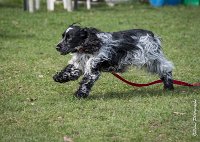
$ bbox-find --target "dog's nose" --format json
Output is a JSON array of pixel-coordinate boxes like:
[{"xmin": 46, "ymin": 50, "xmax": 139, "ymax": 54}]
[
  {"xmin": 56, "ymin": 44, "xmax": 61, "ymax": 50},
  {"xmin": 56, "ymin": 46, "xmax": 60, "ymax": 50}
]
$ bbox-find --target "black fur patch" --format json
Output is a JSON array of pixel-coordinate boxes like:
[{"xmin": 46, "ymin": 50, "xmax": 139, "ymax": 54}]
[{"xmin": 53, "ymin": 64, "xmax": 82, "ymax": 83}]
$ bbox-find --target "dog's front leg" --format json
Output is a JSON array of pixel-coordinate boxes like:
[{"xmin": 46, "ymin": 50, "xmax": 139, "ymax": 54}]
[
  {"xmin": 75, "ymin": 60, "xmax": 100, "ymax": 98},
  {"xmin": 75, "ymin": 71, "xmax": 100, "ymax": 98},
  {"xmin": 53, "ymin": 64, "xmax": 82, "ymax": 83}
]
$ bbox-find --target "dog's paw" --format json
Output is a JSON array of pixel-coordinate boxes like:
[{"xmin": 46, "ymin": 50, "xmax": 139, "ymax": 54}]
[
  {"xmin": 53, "ymin": 73, "xmax": 68, "ymax": 83},
  {"xmin": 75, "ymin": 90, "xmax": 89, "ymax": 98},
  {"xmin": 163, "ymin": 86, "xmax": 174, "ymax": 91},
  {"xmin": 53, "ymin": 73, "xmax": 61, "ymax": 82},
  {"xmin": 53, "ymin": 73, "xmax": 59, "ymax": 81},
  {"xmin": 163, "ymin": 82, "xmax": 174, "ymax": 91}
]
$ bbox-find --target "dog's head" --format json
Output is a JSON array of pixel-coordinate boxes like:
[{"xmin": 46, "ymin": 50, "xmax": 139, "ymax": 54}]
[{"xmin": 56, "ymin": 25, "xmax": 101, "ymax": 55}]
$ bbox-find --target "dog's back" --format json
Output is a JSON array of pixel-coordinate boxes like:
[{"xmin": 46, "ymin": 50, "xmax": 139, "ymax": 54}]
[{"xmin": 112, "ymin": 29, "xmax": 155, "ymax": 39}]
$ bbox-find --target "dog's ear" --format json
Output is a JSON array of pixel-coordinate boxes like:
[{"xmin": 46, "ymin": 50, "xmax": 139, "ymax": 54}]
[{"xmin": 80, "ymin": 28, "xmax": 101, "ymax": 53}]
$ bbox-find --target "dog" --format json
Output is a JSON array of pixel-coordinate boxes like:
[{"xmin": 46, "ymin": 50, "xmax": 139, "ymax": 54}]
[{"xmin": 53, "ymin": 24, "xmax": 174, "ymax": 98}]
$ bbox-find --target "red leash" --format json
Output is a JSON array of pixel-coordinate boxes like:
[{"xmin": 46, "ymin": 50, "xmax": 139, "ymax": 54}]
[{"xmin": 112, "ymin": 72, "xmax": 200, "ymax": 87}]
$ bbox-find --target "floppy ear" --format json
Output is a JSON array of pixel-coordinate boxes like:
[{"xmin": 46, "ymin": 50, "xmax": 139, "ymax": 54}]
[{"xmin": 80, "ymin": 28, "xmax": 101, "ymax": 54}]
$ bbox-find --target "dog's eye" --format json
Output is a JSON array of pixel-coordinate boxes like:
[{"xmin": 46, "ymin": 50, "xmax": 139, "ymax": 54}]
[{"xmin": 65, "ymin": 33, "xmax": 70, "ymax": 39}]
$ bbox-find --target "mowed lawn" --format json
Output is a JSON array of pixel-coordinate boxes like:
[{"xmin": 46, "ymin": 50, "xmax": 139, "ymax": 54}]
[{"xmin": 0, "ymin": 1, "xmax": 200, "ymax": 142}]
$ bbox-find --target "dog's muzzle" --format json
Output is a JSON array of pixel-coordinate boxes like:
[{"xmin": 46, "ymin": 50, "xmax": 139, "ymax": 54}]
[
  {"xmin": 55, "ymin": 43, "xmax": 68, "ymax": 55},
  {"xmin": 56, "ymin": 44, "xmax": 77, "ymax": 55}
]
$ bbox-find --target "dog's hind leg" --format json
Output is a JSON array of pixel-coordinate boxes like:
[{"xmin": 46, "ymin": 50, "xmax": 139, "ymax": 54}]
[
  {"xmin": 160, "ymin": 71, "xmax": 174, "ymax": 90},
  {"xmin": 53, "ymin": 64, "xmax": 82, "ymax": 83},
  {"xmin": 146, "ymin": 58, "xmax": 174, "ymax": 90},
  {"xmin": 139, "ymin": 35, "xmax": 174, "ymax": 90}
]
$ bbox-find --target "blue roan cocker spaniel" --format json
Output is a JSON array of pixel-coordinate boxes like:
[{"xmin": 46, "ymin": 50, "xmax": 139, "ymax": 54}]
[{"xmin": 53, "ymin": 24, "xmax": 174, "ymax": 98}]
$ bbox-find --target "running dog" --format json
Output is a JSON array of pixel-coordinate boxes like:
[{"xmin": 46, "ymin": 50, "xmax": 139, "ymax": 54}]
[{"xmin": 53, "ymin": 24, "xmax": 174, "ymax": 98}]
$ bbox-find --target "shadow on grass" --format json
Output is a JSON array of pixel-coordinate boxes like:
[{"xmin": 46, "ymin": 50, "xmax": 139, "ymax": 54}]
[{"xmin": 89, "ymin": 86, "xmax": 200, "ymax": 100}]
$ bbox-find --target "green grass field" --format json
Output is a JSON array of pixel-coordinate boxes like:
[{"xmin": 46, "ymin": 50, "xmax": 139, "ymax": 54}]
[{"xmin": 0, "ymin": 1, "xmax": 200, "ymax": 142}]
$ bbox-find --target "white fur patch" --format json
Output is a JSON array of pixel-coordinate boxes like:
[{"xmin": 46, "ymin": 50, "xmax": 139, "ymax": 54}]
[
  {"xmin": 66, "ymin": 27, "xmax": 73, "ymax": 33},
  {"xmin": 68, "ymin": 53, "xmax": 94, "ymax": 72},
  {"xmin": 119, "ymin": 34, "xmax": 173, "ymax": 76},
  {"xmin": 96, "ymin": 33, "xmax": 118, "ymax": 61}
]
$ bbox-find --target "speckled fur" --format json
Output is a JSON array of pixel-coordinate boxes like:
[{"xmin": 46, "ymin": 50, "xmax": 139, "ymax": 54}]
[{"xmin": 53, "ymin": 25, "xmax": 174, "ymax": 98}]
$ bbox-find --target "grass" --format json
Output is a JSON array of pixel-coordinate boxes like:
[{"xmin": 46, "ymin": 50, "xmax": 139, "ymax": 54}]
[{"xmin": 0, "ymin": 1, "xmax": 200, "ymax": 142}]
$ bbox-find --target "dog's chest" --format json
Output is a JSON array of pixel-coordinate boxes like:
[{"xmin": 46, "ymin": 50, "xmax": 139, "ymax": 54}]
[{"xmin": 68, "ymin": 53, "xmax": 95, "ymax": 71}]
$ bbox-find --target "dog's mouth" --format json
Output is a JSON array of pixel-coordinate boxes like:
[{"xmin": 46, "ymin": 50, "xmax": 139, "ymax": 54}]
[
  {"xmin": 56, "ymin": 47, "xmax": 77, "ymax": 55},
  {"xmin": 58, "ymin": 50, "xmax": 70, "ymax": 55},
  {"xmin": 60, "ymin": 52, "xmax": 68, "ymax": 55}
]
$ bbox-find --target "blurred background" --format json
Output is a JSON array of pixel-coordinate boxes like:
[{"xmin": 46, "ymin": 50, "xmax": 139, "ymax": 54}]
[{"xmin": 0, "ymin": 0, "xmax": 199, "ymax": 13}]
